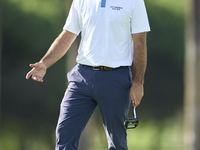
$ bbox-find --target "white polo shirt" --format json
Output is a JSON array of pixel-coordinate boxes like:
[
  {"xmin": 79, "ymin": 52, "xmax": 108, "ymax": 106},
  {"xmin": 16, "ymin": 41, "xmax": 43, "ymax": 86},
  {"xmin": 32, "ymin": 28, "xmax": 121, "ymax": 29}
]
[{"xmin": 64, "ymin": 0, "xmax": 150, "ymax": 68}]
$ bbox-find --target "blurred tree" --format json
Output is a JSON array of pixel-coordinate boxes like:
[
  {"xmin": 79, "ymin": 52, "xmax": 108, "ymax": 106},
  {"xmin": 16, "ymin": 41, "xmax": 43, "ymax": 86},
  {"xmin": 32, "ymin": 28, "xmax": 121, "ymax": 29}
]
[
  {"xmin": 140, "ymin": 0, "xmax": 185, "ymax": 119},
  {"xmin": 0, "ymin": 0, "xmax": 2, "ymax": 126},
  {"xmin": 184, "ymin": 0, "xmax": 200, "ymax": 150},
  {"xmin": 1, "ymin": 0, "xmax": 67, "ymax": 149}
]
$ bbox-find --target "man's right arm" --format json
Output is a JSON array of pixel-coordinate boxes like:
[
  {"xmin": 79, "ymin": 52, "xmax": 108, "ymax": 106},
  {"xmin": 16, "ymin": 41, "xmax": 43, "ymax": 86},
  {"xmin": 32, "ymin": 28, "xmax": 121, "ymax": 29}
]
[{"xmin": 26, "ymin": 30, "xmax": 77, "ymax": 82}]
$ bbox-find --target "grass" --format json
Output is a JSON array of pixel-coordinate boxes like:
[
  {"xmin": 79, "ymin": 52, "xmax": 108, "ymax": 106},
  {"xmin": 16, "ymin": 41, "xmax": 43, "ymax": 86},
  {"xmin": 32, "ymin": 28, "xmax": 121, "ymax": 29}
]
[
  {"xmin": 90, "ymin": 118, "xmax": 185, "ymax": 150},
  {"xmin": 0, "ymin": 115, "xmax": 186, "ymax": 150},
  {"xmin": 126, "ymin": 119, "xmax": 185, "ymax": 150}
]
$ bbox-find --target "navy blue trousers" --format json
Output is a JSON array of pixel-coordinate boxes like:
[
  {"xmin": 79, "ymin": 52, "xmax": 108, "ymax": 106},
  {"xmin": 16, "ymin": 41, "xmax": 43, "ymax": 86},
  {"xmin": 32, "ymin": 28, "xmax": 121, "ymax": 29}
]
[{"xmin": 55, "ymin": 64, "xmax": 132, "ymax": 150}]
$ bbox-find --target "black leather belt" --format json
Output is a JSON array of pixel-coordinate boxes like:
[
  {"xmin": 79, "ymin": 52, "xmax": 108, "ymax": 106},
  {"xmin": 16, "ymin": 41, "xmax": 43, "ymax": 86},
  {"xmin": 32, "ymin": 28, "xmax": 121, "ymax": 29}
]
[
  {"xmin": 81, "ymin": 64, "xmax": 128, "ymax": 71},
  {"xmin": 92, "ymin": 66, "xmax": 112, "ymax": 71}
]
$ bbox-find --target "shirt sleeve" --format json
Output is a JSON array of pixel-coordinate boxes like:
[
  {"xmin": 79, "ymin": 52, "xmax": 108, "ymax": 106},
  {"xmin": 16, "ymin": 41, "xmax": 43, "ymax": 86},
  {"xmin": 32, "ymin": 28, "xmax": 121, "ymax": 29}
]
[
  {"xmin": 131, "ymin": 0, "xmax": 151, "ymax": 34},
  {"xmin": 63, "ymin": 0, "xmax": 82, "ymax": 35}
]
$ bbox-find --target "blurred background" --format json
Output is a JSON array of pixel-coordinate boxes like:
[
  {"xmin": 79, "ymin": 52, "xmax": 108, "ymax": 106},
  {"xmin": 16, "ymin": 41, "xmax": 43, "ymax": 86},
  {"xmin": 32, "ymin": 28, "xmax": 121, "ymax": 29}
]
[{"xmin": 0, "ymin": 0, "xmax": 199, "ymax": 149}]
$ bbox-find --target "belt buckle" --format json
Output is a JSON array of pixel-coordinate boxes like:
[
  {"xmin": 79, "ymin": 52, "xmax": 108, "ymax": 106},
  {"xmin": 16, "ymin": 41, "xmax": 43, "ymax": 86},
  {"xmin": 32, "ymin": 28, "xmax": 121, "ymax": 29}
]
[
  {"xmin": 93, "ymin": 66, "xmax": 100, "ymax": 70},
  {"xmin": 104, "ymin": 66, "xmax": 111, "ymax": 71},
  {"xmin": 93, "ymin": 66, "xmax": 111, "ymax": 71}
]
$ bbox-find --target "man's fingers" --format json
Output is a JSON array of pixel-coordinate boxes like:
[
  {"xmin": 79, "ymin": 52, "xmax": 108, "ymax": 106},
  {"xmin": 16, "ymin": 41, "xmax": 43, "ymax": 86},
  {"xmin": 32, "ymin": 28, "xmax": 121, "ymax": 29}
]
[
  {"xmin": 26, "ymin": 70, "xmax": 33, "ymax": 79},
  {"xmin": 29, "ymin": 63, "xmax": 37, "ymax": 68},
  {"xmin": 130, "ymin": 84, "xmax": 144, "ymax": 107},
  {"xmin": 131, "ymin": 95, "xmax": 141, "ymax": 107},
  {"xmin": 132, "ymin": 101, "xmax": 139, "ymax": 107},
  {"xmin": 26, "ymin": 62, "xmax": 46, "ymax": 82},
  {"xmin": 37, "ymin": 76, "xmax": 43, "ymax": 82},
  {"xmin": 26, "ymin": 63, "xmax": 37, "ymax": 79},
  {"xmin": 134, "ymin": 101, "xmax": 140, "ymax": 107},
  {"xmin": 32, "ymin": 74, "xmax": 43, "ymax": 82}
]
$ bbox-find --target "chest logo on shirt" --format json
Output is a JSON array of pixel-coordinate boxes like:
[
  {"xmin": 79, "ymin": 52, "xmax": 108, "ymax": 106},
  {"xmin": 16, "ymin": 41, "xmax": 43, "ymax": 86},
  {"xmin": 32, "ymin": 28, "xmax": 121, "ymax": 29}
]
[{"xmin": 110, "ymin": 6, "xmax": 123, "ymax": 11}]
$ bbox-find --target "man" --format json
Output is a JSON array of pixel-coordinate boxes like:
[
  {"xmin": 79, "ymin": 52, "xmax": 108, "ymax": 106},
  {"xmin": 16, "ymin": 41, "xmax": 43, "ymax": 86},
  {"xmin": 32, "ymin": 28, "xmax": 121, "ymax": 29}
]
[{"xmin": 26, "ymin": 0, "xmax": 150, "ymax": 149}]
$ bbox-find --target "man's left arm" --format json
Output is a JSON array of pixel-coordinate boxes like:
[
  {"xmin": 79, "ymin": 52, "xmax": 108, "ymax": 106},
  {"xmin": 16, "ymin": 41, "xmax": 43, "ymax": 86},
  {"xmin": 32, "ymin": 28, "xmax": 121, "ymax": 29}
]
[{"xmin": 130, "ymin": 32, "xmax": 148, "ymax": 106}]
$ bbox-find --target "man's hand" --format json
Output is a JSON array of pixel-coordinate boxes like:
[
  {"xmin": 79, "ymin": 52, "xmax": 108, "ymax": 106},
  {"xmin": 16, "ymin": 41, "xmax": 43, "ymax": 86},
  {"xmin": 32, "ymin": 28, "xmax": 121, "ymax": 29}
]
[
  {"xmin": 26, "ymin": 62, "xmax": 47, "ymax": 82},
  {"xmin": 25, "ymin": 30, "xmax": 77, "ymax": 83},
  {"xmin": 130, "ymin": 83, "xmax": 144, "ymax": 107},
  {"xmin": 131, "ymin": 32, "xmax": 147, "ymax": 107}
]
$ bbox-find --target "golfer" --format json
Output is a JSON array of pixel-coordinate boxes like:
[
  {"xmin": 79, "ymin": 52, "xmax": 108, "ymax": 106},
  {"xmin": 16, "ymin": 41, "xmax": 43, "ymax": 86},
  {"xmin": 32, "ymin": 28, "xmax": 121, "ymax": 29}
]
[{"xmin": 26, "ymin": 0, "xmax": 150, "ymax": 149}]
